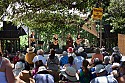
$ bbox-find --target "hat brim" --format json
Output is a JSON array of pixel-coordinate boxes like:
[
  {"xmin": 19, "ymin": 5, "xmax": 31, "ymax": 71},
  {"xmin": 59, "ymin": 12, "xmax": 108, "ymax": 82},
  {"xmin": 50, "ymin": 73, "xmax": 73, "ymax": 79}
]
[
  {"xmin": 60, "ymin": 69, "xmax": 79, "ymax": 82},
  {"xmin": 27, "ymin": 48, "xmax": 35, "ymax": 53},
  {"xmin": 93, "ymin": 69, "xmax": 105, "ymax": 74}
]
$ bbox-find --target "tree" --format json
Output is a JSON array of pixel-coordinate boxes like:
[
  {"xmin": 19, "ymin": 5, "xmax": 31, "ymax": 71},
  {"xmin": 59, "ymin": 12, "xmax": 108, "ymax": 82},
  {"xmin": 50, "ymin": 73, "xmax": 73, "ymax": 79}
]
[
  {"xmin": 108, "ymin": 0, "xmax": 125, "ymax": 33},
  {"xmin": 0, "ymin": 0, "xmax": 112, "ymax": 49}
]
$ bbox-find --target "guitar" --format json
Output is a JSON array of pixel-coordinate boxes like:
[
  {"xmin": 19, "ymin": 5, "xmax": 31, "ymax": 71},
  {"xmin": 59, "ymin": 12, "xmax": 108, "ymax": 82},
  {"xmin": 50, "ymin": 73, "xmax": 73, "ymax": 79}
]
[
  {"xmin": 53, "ymin": 39, "xmax": 58, "ymax": 45},
  {"xmin": 30, "ymin": 38, "xmax": 36, "ymax": 43},
  {"xmin": 53, "ymin": 34, "xmax": 58, "ymax": 45},
  {"xmin": 76, "ymin": 38, "xmax": 82, "ymax": 45}
]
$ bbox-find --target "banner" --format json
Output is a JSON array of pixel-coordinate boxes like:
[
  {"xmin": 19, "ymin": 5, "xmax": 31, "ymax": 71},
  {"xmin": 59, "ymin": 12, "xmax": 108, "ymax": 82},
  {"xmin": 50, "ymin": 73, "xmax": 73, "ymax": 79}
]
[{"xmin": 82, "ymin": 21, "xmax": 98, "ymax": 37}]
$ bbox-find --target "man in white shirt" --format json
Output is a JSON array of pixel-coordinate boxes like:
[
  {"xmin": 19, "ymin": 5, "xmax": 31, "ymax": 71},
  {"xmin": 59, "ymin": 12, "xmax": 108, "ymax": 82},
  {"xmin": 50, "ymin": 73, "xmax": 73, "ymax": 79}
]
[{"xmin": 33, "ymin": 49, "xmax": 47, "ymax": 66}]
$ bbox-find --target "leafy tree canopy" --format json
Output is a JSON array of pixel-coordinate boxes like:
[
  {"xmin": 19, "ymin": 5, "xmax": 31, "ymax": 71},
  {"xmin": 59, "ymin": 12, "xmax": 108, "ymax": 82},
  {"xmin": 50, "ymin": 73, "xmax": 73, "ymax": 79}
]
[{"xmin": 107, "ymin": 0, "xmax": 125, "ymax": 33}]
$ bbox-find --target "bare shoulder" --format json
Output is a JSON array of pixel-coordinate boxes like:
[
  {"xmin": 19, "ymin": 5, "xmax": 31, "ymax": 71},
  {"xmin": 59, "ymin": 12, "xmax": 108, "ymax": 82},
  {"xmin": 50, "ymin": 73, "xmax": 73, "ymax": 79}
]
[{"xmin": 3, "ymin": 58, "xmax": 12, "ymax": 68}]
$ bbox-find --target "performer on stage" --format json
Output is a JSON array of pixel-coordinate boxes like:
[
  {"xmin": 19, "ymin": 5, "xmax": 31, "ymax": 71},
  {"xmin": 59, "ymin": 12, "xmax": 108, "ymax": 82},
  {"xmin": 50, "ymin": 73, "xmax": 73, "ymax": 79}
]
[
  {"xmin": 74, "ymin": 34, "xmax": 82, "ymax": 48},
  {"xmin": 29, "ymin": 31, "xmax": 36, "ymax": 47},
  {"xmin": 51, "ymin": 34, "xmax": 59, "ymax": 51},
  {"xmin": 66, "ymin": 33, "xmax": 74, "ymax": 49}
]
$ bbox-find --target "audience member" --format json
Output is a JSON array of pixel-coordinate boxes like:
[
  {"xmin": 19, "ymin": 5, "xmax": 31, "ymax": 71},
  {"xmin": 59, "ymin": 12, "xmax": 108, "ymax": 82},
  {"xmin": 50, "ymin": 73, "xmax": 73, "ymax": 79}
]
[
  {"xmin": 47, "ymin": 49, "xmax": 59, "ymax": 71},
  {"xmin": 32, "ymin": 59, "xmax": 44, "ymax": 76},
  {"xmin": 13, "ymin": 51, "xmax": 20, "ymax": 67},
  {"xmin": 100, "ymin": 47, "xmax": 110, "ymax": 57},
  {"xmin": 13, "ymin": 61, "xmax": 25, "ymax": 77},
  {"xmin": 77, "ymin": 60, "xmax": 91, "ymax": 83},
  {"xmin": 60, "ymin": 66, "xmax": 79, "ymax": 83},
  {"xmin": 74, "ymin": 51, "xmax": 84, "ymax": 71},
  {"xmin": 63, "ymin": 56, "xmax": 76, "ymax": 70},
  {"xmin": 111, "ymin": 46, "xmax": 122, "ymax": 63},
  {"xmin": 0, "ymin": 52, "xmax": 15, "ymax": 83},
  {"xmin": 90, "ymin": 64, "xmax": 118, "ymax": 83},
  {"xmin": 103, "ymin": 56, "xmax": 112, "ymax": 75},
  {"xmin": 25, "ymin": 47, "xmax": 36, "ymax": 69},
  {"xmin": 89, "ymin": 58, "xmax": 103, "ymax": 79},
  {"xmin": 60, "ymin": 51, "xmax": 68, "ymax": 68},
  {"xmin": 67, "ymin": 47, "xmax": 76, "ymax": 57},
  {"xmin": 90, "ymin": 48, "xmax": 103, "ymax": 65},
  {"xmin": 78, "ymin": 47, "xmax": 87, "ymax": 59},
  {"xmin": 33, "ymin": 49, "xmax": 47, "ymax": 66},
  {"xmin": 33, "ymin": 66, "xmax": 54, "ymax": 83},
  {"xmin": 117, "ymin": 61, "xmax": 125, "ymax": 83}
]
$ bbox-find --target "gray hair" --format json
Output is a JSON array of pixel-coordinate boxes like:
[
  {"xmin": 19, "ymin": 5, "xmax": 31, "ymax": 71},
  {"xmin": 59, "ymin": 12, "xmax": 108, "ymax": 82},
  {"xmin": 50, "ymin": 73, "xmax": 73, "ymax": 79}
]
[{"xmin": 37, "ymin": 49, "xmax": 44, "ymax": 55}]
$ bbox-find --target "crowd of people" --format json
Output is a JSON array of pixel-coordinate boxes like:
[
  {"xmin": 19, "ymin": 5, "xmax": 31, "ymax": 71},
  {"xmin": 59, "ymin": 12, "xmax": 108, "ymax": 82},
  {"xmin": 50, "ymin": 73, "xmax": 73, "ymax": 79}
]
[{"xmin": 0, "ymin": 45, "xmax": 124, "ymax": 83}]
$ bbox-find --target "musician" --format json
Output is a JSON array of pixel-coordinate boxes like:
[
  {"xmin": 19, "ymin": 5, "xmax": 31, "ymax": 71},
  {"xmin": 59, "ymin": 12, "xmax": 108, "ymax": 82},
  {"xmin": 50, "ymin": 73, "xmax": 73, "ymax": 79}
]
[
  {"xmin": 66, "ymin": 33, "xmax": 74, "ymax": 49},
  {"xmin": 30, "ymin": 31, "xmax": 36, "ymax": 47},
  {"xmin": 74, "ymin": 34, "xmax": 82, "ymax": 48},
  {"xmin": 51, "ymin": 34, "xmax": 59, "ymax": 50}
]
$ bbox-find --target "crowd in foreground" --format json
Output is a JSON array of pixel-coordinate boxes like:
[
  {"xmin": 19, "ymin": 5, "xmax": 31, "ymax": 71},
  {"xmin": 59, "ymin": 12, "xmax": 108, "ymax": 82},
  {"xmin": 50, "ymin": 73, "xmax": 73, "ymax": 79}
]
[{"xmin": 0, "ymin": 46, "xmax": 125, "ymax": 83}]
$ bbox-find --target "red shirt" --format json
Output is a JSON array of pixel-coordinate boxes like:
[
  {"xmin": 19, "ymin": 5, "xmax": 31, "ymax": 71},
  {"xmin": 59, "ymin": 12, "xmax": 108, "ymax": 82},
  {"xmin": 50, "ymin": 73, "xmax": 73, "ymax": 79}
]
[{"xmin": 13, "ymin": 56, "xmax": 19, "ymax": 64}]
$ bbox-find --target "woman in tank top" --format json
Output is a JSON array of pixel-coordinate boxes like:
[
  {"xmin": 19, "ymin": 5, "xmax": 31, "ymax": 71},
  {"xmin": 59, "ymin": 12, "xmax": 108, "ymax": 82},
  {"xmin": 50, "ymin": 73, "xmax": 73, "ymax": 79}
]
[{"xmin": 0, "ymin": 52, "xmax": 15, "ymax": 83}]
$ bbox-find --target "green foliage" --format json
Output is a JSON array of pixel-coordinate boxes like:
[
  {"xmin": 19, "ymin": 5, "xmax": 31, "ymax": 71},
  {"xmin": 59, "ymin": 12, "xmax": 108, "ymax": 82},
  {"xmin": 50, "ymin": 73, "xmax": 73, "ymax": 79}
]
[
  {"xmin": 108, "ymin": 0, "xmax": 125, "ymax": 32},
  {"xmin": 2, "ymin": 0, "xmax": 121, "ymax": 49}
]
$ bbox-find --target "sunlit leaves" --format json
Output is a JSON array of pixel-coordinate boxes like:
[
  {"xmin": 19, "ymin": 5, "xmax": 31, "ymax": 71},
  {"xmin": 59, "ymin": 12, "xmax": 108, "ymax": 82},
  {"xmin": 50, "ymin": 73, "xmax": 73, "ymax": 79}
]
[{"xmin": 108, "ymin": 0, "xmax": 125, "ymax": 32}]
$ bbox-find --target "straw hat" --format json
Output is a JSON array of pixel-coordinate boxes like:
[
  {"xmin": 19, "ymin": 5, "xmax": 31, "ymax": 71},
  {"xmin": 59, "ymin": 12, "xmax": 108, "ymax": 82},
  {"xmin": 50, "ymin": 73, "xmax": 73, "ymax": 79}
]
[
  {"xmin": 94, "ymin": 64, "xmax": 105, "ymax": 73},
  {"xmin": 60, "ymin": 66, "xmax": 79, "ymax": 82},
  {"xmin": 78, "ymin": 47, "xmax": 84, "ymax": 53},
  {"xmin": 37, "ymin": 66, "xmax": 47, "ymax": 73},
  {"xmin": 27, "ymin": 47, "xmax": 35, "ymax": 53}
]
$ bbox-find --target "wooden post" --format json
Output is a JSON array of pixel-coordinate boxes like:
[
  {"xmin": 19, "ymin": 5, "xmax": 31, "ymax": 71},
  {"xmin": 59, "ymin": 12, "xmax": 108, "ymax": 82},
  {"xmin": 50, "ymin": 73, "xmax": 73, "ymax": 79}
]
[
  {"xmin": 0, "ymin": 40, "xmax": 1, "ymax": 53},
  {"xmin": 100, "ymin": 21, "xmax": 102, "ymax": 48}
]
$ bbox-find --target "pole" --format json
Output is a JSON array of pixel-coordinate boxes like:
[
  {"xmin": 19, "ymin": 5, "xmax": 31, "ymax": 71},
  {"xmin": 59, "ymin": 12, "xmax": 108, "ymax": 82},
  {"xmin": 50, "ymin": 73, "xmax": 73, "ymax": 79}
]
[
  {"xmin": 28, "ymin": 27, "xmax": 30, "ymax": 47},
  {"xmin": 100, "ymin": 20, "xmax": 102, "ymax": 48}
]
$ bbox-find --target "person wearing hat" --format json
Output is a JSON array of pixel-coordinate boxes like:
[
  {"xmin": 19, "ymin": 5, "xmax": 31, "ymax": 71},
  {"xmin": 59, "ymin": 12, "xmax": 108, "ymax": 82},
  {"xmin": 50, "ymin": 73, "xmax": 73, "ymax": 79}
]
[
  {"xmin": 90, "ymin": 64, "xmax": 118, "ymax": 83},
  {"xmin": 25, "ymin": 47, "xmax": 36, "ymax": 69},
  {"xmin": 100, "ymin": 47, "xmax": 110, "ymax": 57},
  {"xmin": 111, "ymin": 46, "xmax": 122, "ymax": 64},
  {"xmin": 33, "ymin": 66, "xmax": 54, "ymax": 83},
  {"xmin": 78, "ymin": 47, "xmax": 87, "ymax": 59},
  {"xmin": 60, "ymin": 66, "xmax": 79, "ymax": 83},
  {"xmin": 60, "ymin": 51, "xmax": 68, "ymax": 68}
]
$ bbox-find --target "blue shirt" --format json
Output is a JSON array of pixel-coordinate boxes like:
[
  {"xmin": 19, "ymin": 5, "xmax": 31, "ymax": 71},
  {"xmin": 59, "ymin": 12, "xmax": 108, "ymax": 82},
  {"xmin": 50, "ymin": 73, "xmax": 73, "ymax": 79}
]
[{"xmin": 60, "ymin": 55, "xmax": 68, "ymax": 67}]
